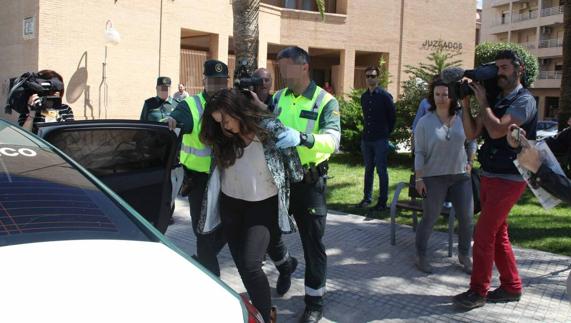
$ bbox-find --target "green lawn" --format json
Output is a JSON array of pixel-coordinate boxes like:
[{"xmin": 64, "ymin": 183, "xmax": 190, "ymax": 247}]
[{"xmin": 326, "ymin": 152, "xmax": 571, "ymax": 256}]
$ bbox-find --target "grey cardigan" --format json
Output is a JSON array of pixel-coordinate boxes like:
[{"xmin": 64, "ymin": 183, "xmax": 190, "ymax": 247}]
[{"xmin": 197, "ymin": 117, "xmax": 304, "ymax": 234}]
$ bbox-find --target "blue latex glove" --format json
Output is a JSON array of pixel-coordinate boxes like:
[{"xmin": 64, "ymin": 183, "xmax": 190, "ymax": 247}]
[{"xmin": 276, "ymin": 127, "xmax": 301, "ymax": 149}]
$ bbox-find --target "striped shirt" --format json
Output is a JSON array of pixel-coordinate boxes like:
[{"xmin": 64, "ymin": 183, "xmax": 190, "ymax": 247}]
[{"xmin": 18, "ymin": 104, "xmax": 74, "ymax": 133}]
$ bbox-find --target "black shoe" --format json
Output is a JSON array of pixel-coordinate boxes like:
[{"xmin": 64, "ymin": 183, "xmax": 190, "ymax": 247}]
[
  {"xmin": 452, "ymin": 289, "xmax": 486, "ymax": 310},
  {"xmin": 300, "ymin": 308, "xmax": 323, "ymax": 323},
  {"xmin": 356, "ymin": 200, "xmax": 371, "ymax": 208},
  {"xmin": 371, "ymin": 203, "xmax": 388, "ymax": 211},
  {"xmin": 486, "ymin": 287, "xmax": 521, "ymax": 303},
  {"xmin": 276, "ymin": 257, "xmax": 298, "ymax": 296}
]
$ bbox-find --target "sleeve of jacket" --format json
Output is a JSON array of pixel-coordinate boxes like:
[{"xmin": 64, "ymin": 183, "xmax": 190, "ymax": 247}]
[
  {"xmin": 169, "ymin": 100, "xmax": 194, "ymax": 134},
  {"xmin": 266, "ymin": 118, "xmax": 304, "ymax": 183},
  {"xmin": 306, "ymin": 96, "xmax": 341, "ymax": 154},
  {"xmin": 531, "ymin": 163, "xmax": 571, "ymax": 204},
  {"xmin": 385, "ymin": 92, "xmax": 396, "ymax": 135},
  {"xmin": 545, "ymin": 127, "xmax": 571, "ymax": 157}
]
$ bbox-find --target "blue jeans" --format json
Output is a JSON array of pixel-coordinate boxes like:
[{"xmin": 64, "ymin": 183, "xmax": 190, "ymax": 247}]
[{"xmin": 361, "ymin": 138, "xmax": 389, "ymax": 206}]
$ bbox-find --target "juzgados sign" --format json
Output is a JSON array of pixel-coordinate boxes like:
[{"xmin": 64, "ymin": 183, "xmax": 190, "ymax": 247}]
[{"xmin": 421, "ymin": 40, "xmax": 463, "ymax": 52}]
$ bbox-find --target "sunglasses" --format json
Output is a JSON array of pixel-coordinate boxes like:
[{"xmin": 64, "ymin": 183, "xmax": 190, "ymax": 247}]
[{"xmin": 366, "ymin": 75, "xmax": 378, "ymax": 79}]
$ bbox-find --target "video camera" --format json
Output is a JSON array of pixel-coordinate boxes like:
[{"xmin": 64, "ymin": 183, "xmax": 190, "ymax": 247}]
[
  {"xmin": 5, "ymin": 72, "xmax": 63, "ymax": 115},
  {"xmin": 233, "ymin": 60, "xmax": 263, "ymax": 91},
  {"xmin": 440, "ymin": 62, "xmax": 500, "ymax": 103}
]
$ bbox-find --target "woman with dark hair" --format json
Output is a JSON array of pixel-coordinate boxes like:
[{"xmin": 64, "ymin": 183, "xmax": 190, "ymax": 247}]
[
  {"xmin": 413, "ymin": 77, "xmax": 474, "ymax": 274},
  {"xmin": 19, "ymin": 69, "xmax": 74, "ymax": 134},
  {"xmin": 198, "ymin": 89, "xmax": 303, "ymax": 323}
]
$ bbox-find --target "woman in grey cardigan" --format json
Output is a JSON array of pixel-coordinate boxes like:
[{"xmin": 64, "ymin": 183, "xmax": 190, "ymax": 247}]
[
  {"xmin": 414, "ymin": 78, "xmax": 475, "ymax": 275},
  {"xmin": 198, "ymin": 89, "xmax": 303, "ymax": 323}
]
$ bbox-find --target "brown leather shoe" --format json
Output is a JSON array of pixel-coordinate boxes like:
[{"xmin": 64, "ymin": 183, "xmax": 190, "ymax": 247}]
[{"xmin": 270, "ymin": 306, "xmax": 277, "ymax": 323}]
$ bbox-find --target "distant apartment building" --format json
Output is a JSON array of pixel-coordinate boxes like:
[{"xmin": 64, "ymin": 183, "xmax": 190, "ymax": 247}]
[
  {"xmin": 1, "ymin": 0, "xmax": 476, "ymax": 121},
  {"xmin": 481, "ymin": 0, "xmax": 564, "ymax": 120}
]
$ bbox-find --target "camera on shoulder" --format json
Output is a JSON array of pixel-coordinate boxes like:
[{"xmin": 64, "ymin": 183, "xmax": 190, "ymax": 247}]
[
  {"xmin": 5, "ymin": 72, "xmax": 64, "ymax": 114},
  {"xmin": 440, "ymin": 62, "xmax": 501, "ymax": 103},
  {"xmin": 233, "ymin": 60, "xmax": 264, "ymax": 96}
]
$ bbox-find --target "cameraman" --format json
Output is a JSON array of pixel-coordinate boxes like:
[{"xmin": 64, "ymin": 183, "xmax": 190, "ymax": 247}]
[
  {"xmin": 18, "ymin": 70, "xmax": 74, "ymax": 133},
  {"xmin": 453, "ymin": 50, "xmax": 537, "ymax": 309}
]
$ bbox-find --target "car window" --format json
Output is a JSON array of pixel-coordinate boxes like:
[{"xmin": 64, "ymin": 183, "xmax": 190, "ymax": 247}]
[
  {"xmin": 43, "ymin": 128, "xmax": 173, "ymax": 177},
  {"xmin": 0, "ymin": 142, "xmax": 155, "ymax": 246}
]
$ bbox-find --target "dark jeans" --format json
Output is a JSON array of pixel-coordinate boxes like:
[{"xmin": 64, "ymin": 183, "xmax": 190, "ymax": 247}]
[
  {"xmin": 187, "ymin": 169, "xmax": 226, "ymax": 277},
  {"xmin": 361, "ymin": 138, "xmax": 389, "ymax": 206},
  {"xmin": 290, "ymin": 176, "xmax": 328, "ymax": 311},
  {"xmin": 220, "ymin": 193, "xmax": 280, "ymax": 323}
]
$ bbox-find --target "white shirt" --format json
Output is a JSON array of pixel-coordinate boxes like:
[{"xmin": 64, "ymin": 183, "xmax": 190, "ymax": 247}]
[{"xmin": 221, "ymin": 137, "xmax": 278, "ymax": 201}]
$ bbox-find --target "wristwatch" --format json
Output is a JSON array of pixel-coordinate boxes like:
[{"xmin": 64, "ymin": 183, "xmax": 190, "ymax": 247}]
[{"xmin": 299, "ymin": 132, "xmax": 309, "ymax": 147}]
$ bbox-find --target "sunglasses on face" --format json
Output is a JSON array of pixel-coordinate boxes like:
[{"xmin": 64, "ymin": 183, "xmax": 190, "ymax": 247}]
[
  {"xmin": 159, "ymin": 86, "xmax": 170, "ymax": 91},
  {"xmin": 366, "ymin": 75, "xmax": 378, "ymax": 79}
]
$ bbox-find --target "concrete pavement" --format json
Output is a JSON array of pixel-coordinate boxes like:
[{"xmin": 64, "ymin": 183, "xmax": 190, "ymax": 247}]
[{"xmin": 166, "ymin": 197, "xmax": 571, "ymax": 322}]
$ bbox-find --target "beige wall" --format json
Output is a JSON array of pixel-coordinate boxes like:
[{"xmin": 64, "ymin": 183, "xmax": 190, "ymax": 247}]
[
  {"xmin": 0, "ymin": 0, "xmax": 39, "ymax": 123},
  {"xmin": 400, "ymin": 0, "xmax": 476, "ymax": 93},
  {"xmin": 0, "ymin": 0, "xmax": 477, "ymax": 121}
]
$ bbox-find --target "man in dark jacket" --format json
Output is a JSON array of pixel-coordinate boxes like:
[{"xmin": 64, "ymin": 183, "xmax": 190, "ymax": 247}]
[{"xmin": 356, "ymin": 66, "xmax": 396, "ymax": 211}]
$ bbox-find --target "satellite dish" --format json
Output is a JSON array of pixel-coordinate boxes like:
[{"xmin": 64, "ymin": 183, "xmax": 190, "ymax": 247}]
[{"xmin": 66, "ymin": 66, "xmax": 88, "ymax": 103}]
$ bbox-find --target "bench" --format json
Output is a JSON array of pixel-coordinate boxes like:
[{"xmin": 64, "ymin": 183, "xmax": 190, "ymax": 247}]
[{"xmin": 389, "ymin": 182, "xmax": 456, "ymax": 257}]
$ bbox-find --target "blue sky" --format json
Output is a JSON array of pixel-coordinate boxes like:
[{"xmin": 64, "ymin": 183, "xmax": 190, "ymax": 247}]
[{"xmin": 477, "ymin": 0, "xmax": 482, "ymax": 9}]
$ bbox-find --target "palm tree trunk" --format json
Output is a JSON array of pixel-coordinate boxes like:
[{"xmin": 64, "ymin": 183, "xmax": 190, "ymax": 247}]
[
  {"xmin": 232, "ymin": 0, "xmax": 260, "ymax": 79},
  {"xmin": 559, "ymin": 0, "xmax": 571, "ymax": 130}
]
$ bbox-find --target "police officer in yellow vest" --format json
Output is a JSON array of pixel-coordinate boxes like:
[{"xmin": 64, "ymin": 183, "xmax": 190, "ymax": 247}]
[
  {"xmin": 164, "ymin": 60, "xmax": 229, "ymax": 276},
  {"xmin": 264, "ymin": 46, "xmax": 341, "ymax": 323}
]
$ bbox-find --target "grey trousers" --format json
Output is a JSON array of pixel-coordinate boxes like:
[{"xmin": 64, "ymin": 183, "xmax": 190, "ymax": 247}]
[{"xmin": 416, "ymin": 173, "xmax": 473, "ymax": 257}]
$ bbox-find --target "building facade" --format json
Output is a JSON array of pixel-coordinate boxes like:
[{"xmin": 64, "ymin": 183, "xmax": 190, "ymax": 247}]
[
  {"xmin": 481, "ymin": 0, "xmax": 564, "ymax": 120},
  {"xmin": 1, "ymin": 0, "xmax": 476, "ymax": 121}
]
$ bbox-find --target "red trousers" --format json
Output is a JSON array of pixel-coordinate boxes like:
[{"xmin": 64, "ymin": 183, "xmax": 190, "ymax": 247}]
[{"xmin": 470, "ymin": 176, "xmax": 527, "ymax": 296}]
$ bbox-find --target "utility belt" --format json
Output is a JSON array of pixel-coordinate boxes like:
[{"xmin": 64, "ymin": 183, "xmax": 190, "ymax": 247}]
[{"xmin": 302, "ymin": 161, "xmax": 329, "ymax": 184}]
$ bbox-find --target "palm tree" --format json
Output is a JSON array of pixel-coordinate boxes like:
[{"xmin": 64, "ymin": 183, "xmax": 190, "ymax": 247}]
[
  {"xmin": 232, "ymin": 0, "xmax": 326, "ymax": 78},
  {"xmin": 404, "ymin": 48, "xmax": 463, "ymax": 84},
  {"xmin": 559, "ymin": 0, "xmax": 571, "ymax": 130}
]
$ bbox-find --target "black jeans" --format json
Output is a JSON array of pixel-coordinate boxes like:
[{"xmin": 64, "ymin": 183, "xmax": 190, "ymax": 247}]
[
  {"xmin": 290, "ymin": 176, "xmax": 328, "ymax": 311},
  {"xmin": 187, "ymin": 169, "xmax": 226, "ymax": 276},
  {"xmin": 220, "ymin": 193, "xmax": 280, "ymax": 323}
]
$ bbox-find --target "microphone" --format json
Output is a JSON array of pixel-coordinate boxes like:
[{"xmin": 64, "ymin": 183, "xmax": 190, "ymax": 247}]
[{"xmin": 440, "ymin": 67, "xmax": 465, "ymax": 84}]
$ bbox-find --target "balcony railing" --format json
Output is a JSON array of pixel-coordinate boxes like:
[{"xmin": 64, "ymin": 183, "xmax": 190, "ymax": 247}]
[
  {"xmin": 539, "ymin": 38, "xmax": 564, "ymax": 48},
  {"xmin": 539, "ymin": 70, "xmax": 563, "ymax": 79},
  {"xmin": 518, "ymin": 42, "xmax": 536, "ymax": 50},
  {"xmin": 511, "ymin": 9, "xmax": 539, "ymax": 23},
  {"xmin": 540, "ymin": 5, "xmax": 563, "ymax": 17}
]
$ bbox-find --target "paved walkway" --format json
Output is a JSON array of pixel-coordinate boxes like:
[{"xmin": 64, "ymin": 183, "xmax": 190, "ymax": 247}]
[{"xmin": 166, "ymin": 197, "xmax": 571, "ymax": 322}]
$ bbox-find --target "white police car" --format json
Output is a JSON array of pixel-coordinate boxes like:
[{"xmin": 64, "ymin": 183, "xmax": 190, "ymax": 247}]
[{"xmin": 0, "ymin": 119, "xmax": 262, "ymax": 323}]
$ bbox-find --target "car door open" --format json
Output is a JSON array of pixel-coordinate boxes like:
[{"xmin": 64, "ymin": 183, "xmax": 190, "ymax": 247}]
[{"xmin": 37, "ymin": 120, "xmax": 180, "ymax": 233}]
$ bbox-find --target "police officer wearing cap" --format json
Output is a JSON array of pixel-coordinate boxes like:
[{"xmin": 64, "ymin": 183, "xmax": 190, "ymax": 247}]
[
  {"xmin": 256, "ymin": 46, "xmax": 340, "ymax": 323},
  {"xmin": 140, "ymin": 76, "xmax": 175, "ymax": 122},
  {"xmin": 164, "ymin": 60, "xmax": 229, "ymax": 276}
]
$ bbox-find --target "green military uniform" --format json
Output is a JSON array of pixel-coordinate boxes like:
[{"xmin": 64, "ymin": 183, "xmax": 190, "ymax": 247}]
[
  {"xmin": 140, "ymin": 96, "xmax": 175, "ymax": 122},
  {"xmin": 140, "ymin": 76, "xmax": 175, "ymax": 122},
  {"xmin": 272, "ymin": 80, "xmax": 340, "ymax": 312}
]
